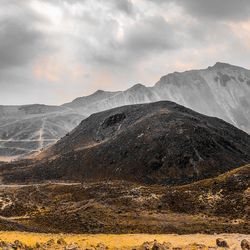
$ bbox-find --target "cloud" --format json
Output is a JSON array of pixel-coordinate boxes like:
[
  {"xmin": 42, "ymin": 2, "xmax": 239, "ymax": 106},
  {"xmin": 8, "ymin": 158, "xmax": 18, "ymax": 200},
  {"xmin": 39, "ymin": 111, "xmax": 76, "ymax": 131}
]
[
  {"xmin": 77, "ymin": 14, "xmax": 179, "ymax": 71},
  {"xmin": 0, "ymin": 1, "xmax": 50, "ymax": 70},
  {"xmin": 0, "ymin": 20, "xmax": 43, "ymax": 70},
  {"xmin": 148, "ymin": 0, "xmax": 250, "ymax": 21},
  {"xmin": 105, "ymin": 0, "xmax": 135, "ymax": 15},
  {"xmin": 123, "ymin": 15, "xmax": 178, "ymax": 52},
  {"xmin": 0, "ymin": 0, "xmax": 250, "ymax": 105}
]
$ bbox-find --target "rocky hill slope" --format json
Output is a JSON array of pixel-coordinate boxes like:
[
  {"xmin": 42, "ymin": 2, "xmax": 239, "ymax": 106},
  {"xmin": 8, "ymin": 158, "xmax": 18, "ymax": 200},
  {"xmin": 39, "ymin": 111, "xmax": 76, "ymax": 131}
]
[{"xmin": 2, "ymin": 101, "xmax": 249, "ymax": 185}]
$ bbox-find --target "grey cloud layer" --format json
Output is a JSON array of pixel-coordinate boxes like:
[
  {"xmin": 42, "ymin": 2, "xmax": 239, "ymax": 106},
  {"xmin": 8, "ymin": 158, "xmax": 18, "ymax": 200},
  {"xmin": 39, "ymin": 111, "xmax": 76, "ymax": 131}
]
[
  {"xmin": 0, "ymin": 20, "xmax": 43, "ymax": 69},
  {"xmin": 81, "ymin": 15, "xmax": 179, "ymax": 69},
  {"xmin": 0, "ymin": 1, "xmax": 50, "ymax": 70},
  {"xmin": 149, "ymin": 0, "xmax": 250, "ymax": 21},
  {"xmin": 0, "ymin": 0, "xmax": 250, "ymax": 105}
]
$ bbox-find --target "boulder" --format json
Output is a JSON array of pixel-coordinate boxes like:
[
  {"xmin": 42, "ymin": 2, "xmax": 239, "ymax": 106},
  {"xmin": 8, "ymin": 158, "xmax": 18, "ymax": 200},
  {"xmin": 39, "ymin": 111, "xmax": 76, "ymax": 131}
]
[
  {"xmin": 138, "ymin": 241, "xmax": 152, "ymax": 250},
  {"xmin": 216, "ymin": 238, "xmax": 229, "ymax": 248},
  {"xmin": 241, "ymin": 239, "xmax": 250, "ymax": 250},
  {"xmin": 35, "ymin": 242, "xmax": 41, "ymax": 249},
  {"xmin": 95, "ymin": 243, "xmax": 109, "ymax": 249},
  {"xmin": 152, "ymin": 240, "xmax": 172, "ymax": 250},
  {"xmin": 46, "ymin": 239, "xmax": 55, "ymax": 246},
  {"xmin": 57, "ymin": 238, "xmax": 67, "ymax": 245},
  {"xmin": 13, "ymin": 240, "xmax": 24, "ymax": 248},
  {"xmin": 65, "ymin": 243, "xmax": 80, "ymax": 250}
]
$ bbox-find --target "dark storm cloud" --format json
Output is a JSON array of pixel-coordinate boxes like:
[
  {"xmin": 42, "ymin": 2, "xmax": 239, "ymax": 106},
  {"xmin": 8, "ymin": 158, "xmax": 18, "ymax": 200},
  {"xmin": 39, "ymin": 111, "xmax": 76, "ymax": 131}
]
[
  {"xmin": 0, "ymin": 20, "xmax": 43, "ymax": 70},
  {"xmin": 123, "ymin": 16, "xmax": 178, "ymax": 52},
  {"xmin": 107, "ymin": 0, "xmax": 134, "ymax": 15},
  {"xmin": 0, "ymin": 0, "xmax": 250, "ymax": 105},
  {"xmin": 79, "ymin": 15, "xmax": 179, "ymax": 69},
  {"xmin": 149, "ymin": 0, "xmax": 250, "ymax": 21},
  {"xmin": 0, "ymin": 1, "xmax": 50, "ymax": 71}
]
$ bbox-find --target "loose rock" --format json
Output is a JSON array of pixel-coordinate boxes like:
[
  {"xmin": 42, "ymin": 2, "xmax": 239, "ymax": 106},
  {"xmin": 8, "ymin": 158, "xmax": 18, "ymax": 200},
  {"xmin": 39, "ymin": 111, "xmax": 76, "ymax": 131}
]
[
  {"xmin": 95, "ymin": 243, "xmax": 109, "ymax": 249},
  {"xmin": 57, "ymin": 238, "xmax": 67, "ymax": 245},
  {"xmin": 241, "ymin": 239, "xmax": 250, "ymax": 250},
  {"xmin": 216, "ymin": 238, "xmax": 229, "ymax": 248},
  {"xmin": 152, "ymin": 240, "xmax": 172, "ymax": 250},
  {"xmin": 65, "ymin": 243, "xmax": 80, "ymax": 250}
]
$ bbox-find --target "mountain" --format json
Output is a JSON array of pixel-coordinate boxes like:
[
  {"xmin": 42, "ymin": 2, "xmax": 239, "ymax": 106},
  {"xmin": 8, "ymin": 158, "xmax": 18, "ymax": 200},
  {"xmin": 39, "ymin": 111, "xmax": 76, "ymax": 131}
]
[
  {"xmin": 0, "ymin": 62, "xmax": 249, "ymax": 160},
  {"xmin": 64, "ymin": 62, "xmax": 250, "ymax": 133},
  {"xmin": 0, "ymin": 104, "xmax": 84, "ymax": 160},
  {"xmin": 2, "ymin": 101, "xmax": 250, "ymax": 184},
  {"xmin": 63, "ymin": 84, "xmax": 158, "ymax": 116},
  {"xmin": 63, "ymin": 90, "xmax": 121, "ymax": 116},
  {"xmin": 154, "ymin": 62, "xmax": 250, "ymax": 133}
]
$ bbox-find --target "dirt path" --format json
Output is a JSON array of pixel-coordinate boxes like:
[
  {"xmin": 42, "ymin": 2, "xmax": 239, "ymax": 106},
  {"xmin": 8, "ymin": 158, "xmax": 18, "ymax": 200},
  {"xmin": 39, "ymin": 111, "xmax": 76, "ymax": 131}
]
[{"xmin": 0, "ymin": 182, "xmax": 81, "ymax": 188}]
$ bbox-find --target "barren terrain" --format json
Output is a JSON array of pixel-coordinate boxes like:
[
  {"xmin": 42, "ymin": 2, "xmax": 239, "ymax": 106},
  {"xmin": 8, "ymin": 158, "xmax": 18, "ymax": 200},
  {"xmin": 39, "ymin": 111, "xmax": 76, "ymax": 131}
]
[{"xmin": 0, "ymin": 232, "xmax": 249, "ymax": 249}]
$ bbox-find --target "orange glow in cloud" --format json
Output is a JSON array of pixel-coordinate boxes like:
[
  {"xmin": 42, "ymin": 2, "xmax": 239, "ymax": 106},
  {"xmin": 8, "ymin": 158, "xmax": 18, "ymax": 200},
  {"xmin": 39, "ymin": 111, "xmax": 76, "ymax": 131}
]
[
  {"xmin": 71, "ymin": 64, "xmax": 86, "ymax": 80},
  {"xmin": 172, "ymin": 60, "xmax": 197, "ymax": 72},
  {"xmin": 34, "ymin": 57, "xmax": 86, "ymax": 83},
  {"xmin": 229, "ymin": 20, "xmax": 250, "ymax": 50},
  {"xmin": 86, "ymin": 70, "xmax": 119, "ymax": 94},
  {"xmin": 34, "ymin": 57, "xmax": 62, "ymax": 82}
]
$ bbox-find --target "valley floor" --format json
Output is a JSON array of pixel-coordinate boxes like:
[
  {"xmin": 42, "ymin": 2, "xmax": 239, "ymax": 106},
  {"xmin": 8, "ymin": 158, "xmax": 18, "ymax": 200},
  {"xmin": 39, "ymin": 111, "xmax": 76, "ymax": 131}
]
[
  {"xmin": 0, "ymin": 232, "xmax": 249, "ymax": 249},
  {"xmin": 0, "ymin": 165, "xmax": 249, "ymax": 235}
]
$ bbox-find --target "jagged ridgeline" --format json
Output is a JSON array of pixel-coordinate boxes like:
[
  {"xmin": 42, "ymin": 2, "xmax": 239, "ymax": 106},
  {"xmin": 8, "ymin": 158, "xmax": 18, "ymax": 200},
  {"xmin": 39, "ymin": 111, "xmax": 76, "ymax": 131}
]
[
  {"xmin": 64, "ymin": 62, "xmax": 250, "ymax": 133},
  {"xmin": 2, "ymin": 101, "xmax": 250, "ymax": 185},
  {"xmin": 0, "ymin": 62, "xmax": 250, "ymax": 159}
]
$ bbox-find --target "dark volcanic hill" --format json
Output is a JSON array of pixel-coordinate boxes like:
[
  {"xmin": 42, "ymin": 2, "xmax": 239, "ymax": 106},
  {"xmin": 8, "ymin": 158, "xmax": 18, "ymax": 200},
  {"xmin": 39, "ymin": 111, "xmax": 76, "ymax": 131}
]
[{"xmin": 2, "ymin": 101, "xmax": 250, "ymax": 185}]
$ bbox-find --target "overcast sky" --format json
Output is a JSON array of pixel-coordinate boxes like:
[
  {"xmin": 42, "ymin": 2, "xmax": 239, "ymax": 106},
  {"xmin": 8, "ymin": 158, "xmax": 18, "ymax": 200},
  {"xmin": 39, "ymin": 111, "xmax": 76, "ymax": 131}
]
[{"xmin": 1, "ymin": 0, "xmax": 250, "ymax": 105}]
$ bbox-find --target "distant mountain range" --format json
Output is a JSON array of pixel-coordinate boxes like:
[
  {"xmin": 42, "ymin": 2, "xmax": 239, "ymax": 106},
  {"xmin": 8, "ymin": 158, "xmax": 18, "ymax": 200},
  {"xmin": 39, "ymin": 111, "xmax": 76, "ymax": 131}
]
[
  {"xmin": 0, "ymin": 105, "xmax": 84, "ymax": 160},
  {"xmin": 0, "ymin": 62, "xmax": 250, "ymax": 160}
]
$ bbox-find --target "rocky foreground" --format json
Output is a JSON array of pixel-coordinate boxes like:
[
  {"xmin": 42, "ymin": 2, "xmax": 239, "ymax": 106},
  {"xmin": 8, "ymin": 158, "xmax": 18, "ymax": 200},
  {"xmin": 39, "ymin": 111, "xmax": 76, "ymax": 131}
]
[
  {"xmin": 0, "ymin": 233, "xmax": 249, "ymax": 250},
  {"xmin": 0, "ymin": 165, "xmax": 249, "ymax": 234}
]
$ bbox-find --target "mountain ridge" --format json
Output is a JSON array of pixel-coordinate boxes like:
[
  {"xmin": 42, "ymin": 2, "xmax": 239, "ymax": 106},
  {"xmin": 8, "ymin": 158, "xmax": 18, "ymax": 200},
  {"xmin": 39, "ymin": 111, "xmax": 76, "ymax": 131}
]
[
  {"xmin": 0, "ymin": 62, "xmax": 249, "ymax": 159},
  {"xmin": 63, "ymin": 61, "xmax": 250, "ymax": 133}
]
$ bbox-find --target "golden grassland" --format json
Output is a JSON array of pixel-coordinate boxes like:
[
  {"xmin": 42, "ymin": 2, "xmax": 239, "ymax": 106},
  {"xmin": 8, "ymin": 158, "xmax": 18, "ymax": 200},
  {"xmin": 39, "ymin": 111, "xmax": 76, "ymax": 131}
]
[{"xmin": 0, "ymin": 232, "xmax": 249, "ymax": 249}]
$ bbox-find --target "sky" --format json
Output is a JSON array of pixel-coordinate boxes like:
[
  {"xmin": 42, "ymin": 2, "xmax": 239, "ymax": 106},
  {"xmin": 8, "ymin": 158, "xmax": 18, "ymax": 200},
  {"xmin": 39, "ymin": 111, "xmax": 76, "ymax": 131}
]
[{"xmin": 1, "ymin": 0, "xmax": 250, "ymax": 105}]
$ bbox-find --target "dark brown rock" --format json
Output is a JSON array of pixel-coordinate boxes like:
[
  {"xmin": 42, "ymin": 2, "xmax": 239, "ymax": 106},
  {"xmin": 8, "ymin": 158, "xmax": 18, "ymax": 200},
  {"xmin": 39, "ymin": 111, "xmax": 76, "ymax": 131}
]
[
  {"xmin": 241, "ymin": 239, "xmax": 250, "ymax": 250},
  {"xmin": 152, "ymin": 240, "xmax": 172, "ymax": 250},
  {"xmin": 57, "ymin": 238, "xmax": 67, "ymax": 245},
  {"xmin": 216, "ymin": 238, "xmax": 229, "ymax": 248},
  {"xmin": 95, "ymin": 243, "xmax": 109, "ymax": 249}
]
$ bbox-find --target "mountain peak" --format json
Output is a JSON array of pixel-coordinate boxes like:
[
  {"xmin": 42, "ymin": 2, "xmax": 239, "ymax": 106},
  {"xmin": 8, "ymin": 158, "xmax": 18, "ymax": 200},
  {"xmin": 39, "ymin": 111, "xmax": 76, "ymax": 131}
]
[
  {"xmin": 213, "ymin": 62, "xmax": 232, "ymax": 68},
  {"xmin": 128, "ymin": 83, "xmax": 146, "ymax": 91},
  {"xmin": 209, "ymin": 62, "xmax": 247, "ymax": 71},
  {"xmin": 93, "ymin": 89, "xmax": 105, "ymax": 95}
]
